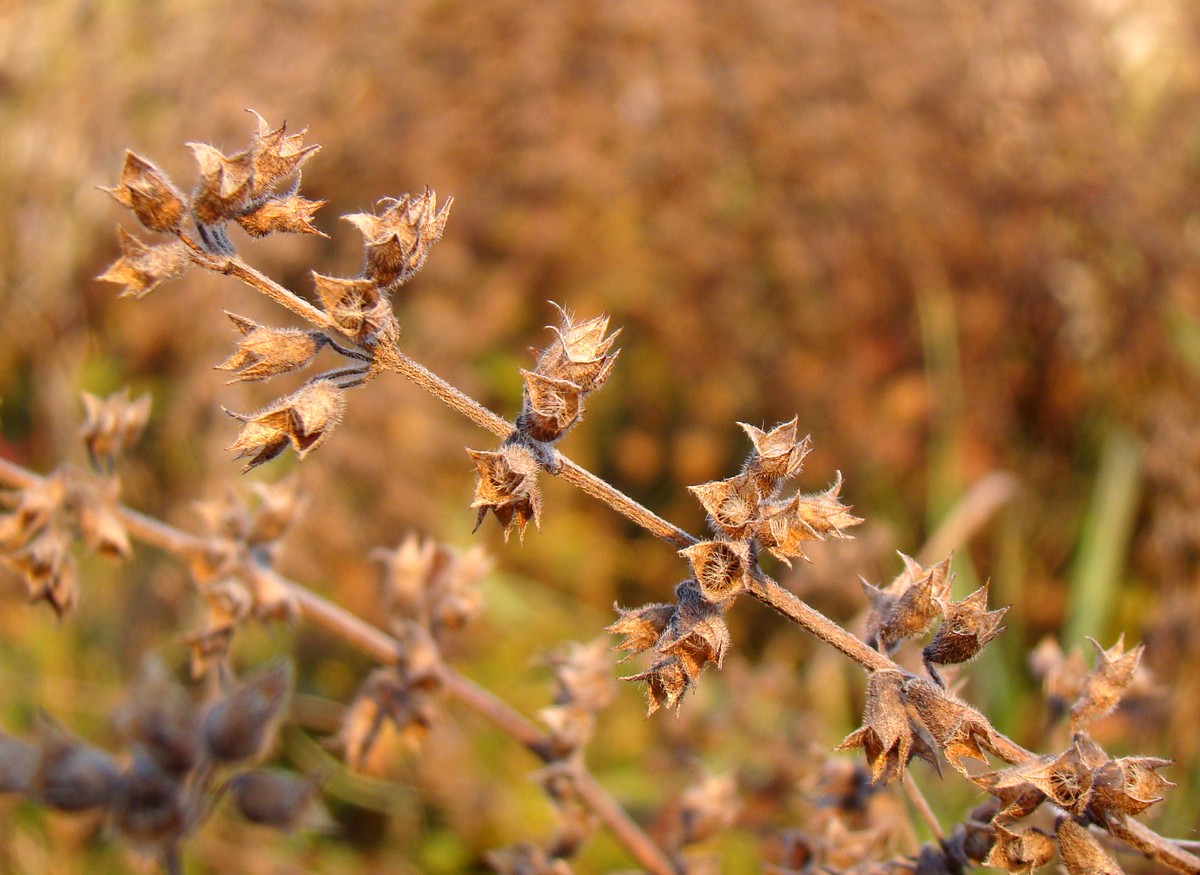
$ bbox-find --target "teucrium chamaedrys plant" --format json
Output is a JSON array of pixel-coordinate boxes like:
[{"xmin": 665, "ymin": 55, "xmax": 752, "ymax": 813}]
[{"xmin": 0, "ymin": 111, "xmax": 1194, "ymax": 874}]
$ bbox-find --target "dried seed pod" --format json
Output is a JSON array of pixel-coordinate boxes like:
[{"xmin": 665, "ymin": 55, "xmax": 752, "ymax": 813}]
[
  {"xmin": 229, "ymin": 769, "xmax": 320, "ymax": 830},
  {"xmin": 1054, "ymin": 817, "xmax": 1124, "ymax": 875},
  {"xmin": 188, "ymin": 142, "xmax": 254, "ymax": 226},
  {"xmin": 246, "ymin": 477, "xmax": 307, "ymax": 547},
  {"xmin": 1070, "ymin": 634, "xmax": 1144, "ymax": 731},
  {"xmin": 754, "ymin": 473, "xmax": 862, "ymax": 566},
  {"xmin": 201, "ymin": 659, "xmax": 293, "ymax": 763},
  {"xmin": 337, "ymin": 665, "xmax": 442, "ymax": 769},
  {"xmin": 245, "ymin": 111, "xmax": 320, "ymax": 199},
  {"xmin": 534, "ymin": 304, "xmax": 621, "ymax": 392},
  {"xmin": 101, "ymin": 151, "xmax": 188, "ymax": 233},
  {"xmin": 678, "ymin": 539, "xmax": 751, "ymax": 605},
  {"xmin": 113, "ymin": 657, "xmax": 199, "ymax": 778},
  {"xmin": 312, "ymin": 272, "xmax": 398, "ymax": 346},
  {"xmin": 656, "ymin": 580, "xmax": 731, "ymax": 681},
  {"xmin": 538, "ymin": 704, "xmax": 596, "ymax": 758},
  {"xmin": 836, "ymin": 670, "xmax": 939, "ymax": 785},
  {"xmin": 623, "ymin": 654, "xmax": 691, "ymax": 715},
  {"xmin": 862, "ymin": 554, "xmax": 953, "ymax": 654},
  {"xmin": 607, "ymin": 602, "xmax": 676, "ymax": 658},
  {"xmin": 922, "ymin": 581, "xmax": 1008, "ymax": 686},
  {"xmin": 468, "ymin": 443, "xmax": 543, "ymax": 542},
  {"xmin": 0, "ymin": 472, "xmax": 66, "ymax": 552},
  {"xmin": 236, "ymin": 195, "xmax": 326, "ymax": 238},
  {"xmin": 738, "ymin": 419, "xmax": 811, "ymax": 496},
  {"xmin": 1017, "ymin": 734, "xmax": 1103, "ymax": 816},
  {"xmin": 519, "ymin": 370, "xmax": 584, "ymax": 443},
  {"xmin": 982, "ymin": 822, "xmax": 1055, "ymax": 873},
  {"xmin": 547, "ymin": 638, "xmax": 616, "ymax": 712},
  {"xmin": 903, "ymin": 678, "xmax": 997, "ymax": 775},
  {"xmin": 343, "ymin": 189, "xmax": 452, "ymax": 289},
  {"xmin": 110, "ymin": 750, "xmax": 186, "ymax": 849},
  {"xmin": 79, "ymin": 388, "xmax": 152, "ymax": 472},
  {"xmin": 31, "ymin": 715, "xmax": 121, "ymax": 811},
  {"xmin": 688, "ymin": 474, "xmax": 762, "ymax": 540},
  {"xmin": 1089, "ymin": 755, "xmax": 1174, "ymax": 818},
  {"xmin": 225, "ymin": 379, "xmax": 346, "ymax": 472},
  {"xmin": 97, "ymin": 227, "xmax": 190, "ymax": 299},
  {"xmin": 73, "ymin": 478, "xmax": 132, "ymax": 559},
  {"xmin": 8, "ymin": 528, "xmax": 77, "ymax": 617},
  {"xmin": 216, "ymin": 312, "xmax": 326, "ymax": 383}
]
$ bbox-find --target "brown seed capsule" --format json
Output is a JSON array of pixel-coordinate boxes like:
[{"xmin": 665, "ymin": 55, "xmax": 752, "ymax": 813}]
[
  {"xmin": 31, "ymin": 715, "xmax": 121, "ymax": 811},
  {"xmin": 230, "ymin": 769, "xmax": 319, "ymax": 830},
  {"xmin": 201, "ymin": 659, "xmax": 293, "ymax": 763},
  {"xmin": 688, "ymin": 474, "xmax": 762, "ymax": 540},
  {"xmin": 534, "ymin": 304, "xmax": 621, "ymax": 392},
  {"xmin": 245, "ymin": 110, "xmax": 320, "ymax": 199},
  {"xmin": 311, "ymin": 272, "xmax": 398, "ymax": 346},
  {"xmin": 678, "ymin": 540, "xmax": 751, "ymax": 605},
  {"xmin": 111, "ymin": 750, "xmax": 186, "ymax": 849},
  {"xmin": 607, "ymin": 602, "xmax": 676, "ymax": 658},
  {"xmin": 225, "ymin": 379, "xmax": 346, "ymax": 472},
  {"xmin": 754, "ymin": 472, "xmax": 862, "ymax": 566},
  {"xmin": 737, "ymin": 418, "xmax": 811, "ymax": 496},
  {"xmin": 188, "ymin": 142, "xmax": 255, "ymax": 225},
  {"xmin": 623, "ymin": 655, "xmax": 691, "ymax": 715},
  {"xmin": 342, "ymin": 189, "xmax": 452, "ymax": 289},
  {"xmin": 1055, "ymin": 817, "xmax": 1124, "ymax": 875},
  {"xmin": 982, "ymin": 822, "xmax": 1055, "ymax": 873},
  {"xmin": 216, "ymin": 312, "xmax": 326, "ymax": 383},
  {"xmin": 101, "ymin": 151, "xmax": 188, "ymax": 233},
  {"xmin": 922, "ymin": 581, "xmax": 1008, "ymax": 686},
  {"xmin": 1069, "ymin": 634, "xmax": 1144, "ymax": 731},
  {"xmin": 519, "ymin": 369, "xmax": 583, "ymax": 442},
  {"xmin": 836, "ymin": 670, "xmax": 938, "ymax": 785},
  {"xmin": 236, "ymin": 195, "xmax": 326, "ymax": 238},
  {"xmin": 97, "ymin": 227, "xmax": 190, "ymax": 299},
  {"xmin": 79, "ymin": 387, "xmax": 152, "ymax": 471},
  {"xmin": 468, "ymin": 443, "xmax": 543, "ymax": 542}
]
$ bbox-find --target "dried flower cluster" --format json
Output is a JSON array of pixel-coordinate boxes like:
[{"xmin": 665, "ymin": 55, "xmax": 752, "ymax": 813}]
[
  {"xmin": 611, "ymin": 419, "xmax": 862, "ymax": 713},
  {"xmin": 0, "ymin": 113, "xmax": 1193, "ymax": 875},
  {"xmin": 0, "ymin": 658, "xmax": 312, "ymax": 872}
]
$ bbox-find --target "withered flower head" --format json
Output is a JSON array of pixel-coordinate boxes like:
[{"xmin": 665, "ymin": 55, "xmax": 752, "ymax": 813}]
[
  {"xmin": 1069, "ymin": 634, "xmax": 1144, "ymax": 731},
  {"xmin": 216, "ymin": 311, "xmax": 326, "ymax": 383},
  {"xmin": 1017, "ymin": 734, "xmax": 1105, "ymax": 816},
  {"xmin": 102, "ymin": 151, "xmax": 187, "ymax": 233},
  {"xmin": 31, "ymin": 714, "xmax": 121, "ymax": 811},
  {"xmin": 225, "ymin": 379, "xmax": 346, "ymax": 472},
  {"xmin": 1054, "ymin": 817, "xmax": 1125, "ymax": 875},
  {"xmin": 623, "ymin": 654, "xmax": 691, "ymax": 715},
  {"xmin": 97, "ymin": 227, "xmax": 190, "ymax": 299},
  {"xmin": 519, "ymin": 369, "xmax": 584, "ymax": 443},
  {"xmin": 312, "ymin": 272, "xmax": 398, "ymax": 346},
  {"xmin": 922, "ymin": 581, "xmax": 1008, "ymax": 686},
  {"xmin": 245, "ymin": 110, "xmax": 320, "ymax": 200},
  {"xmin": 982, "ymin": 822, "xmax": 1055, "ymax": 873},
  {"xmin": 607, "ymin": 601, "xmax": 676, "ymax": 659},
  {"xmin": 738, "ymin": 418, "xmax": 811, "ymax": 496},
  {"xmin": 836, "ymin": 670, "xmax": 939, "ymax": 785},
  {"xmin": 970, "ymin": 762, "xmax": 1049, "ymax": 820},
  {"xmin": 337, "ymin": 664, "xmax": 442, "ymax": 769},
  {"xmin": 343, "ymin": 189, "xmax": 452, "ymax": 289},
  {"xmin": 201, "ymin": 658, "xmax": 293, "ymax": 763},
  {"xmin": 1089, "ymin": 755, "xmax": 1174, "ymax": 818},
  {"xmin": 688, "ymin": 473, "xmax": 761, "ymax": 540},
  {"xmin": 863, "ymin": 554, "xmax": 953, "ymax": 654},
  {"xmin": 246, "ymin": 477, "xmax": 307, "ymax": 546},
  {"xmin": 188, "ymin": 141, "xmax": 255, "ymax": 226},
  {"xmin": 754, "ymin": 472, "xmax": 862, "ymax": 566},
  {"xmin": 903, "ymin": 677, "xmax": 996, "ymax": 775},
  {"xmin": 679, "ymin": 539, "xmax": 752, "ymax": 605},
  {"xmin": 533, "ymin": 303, "xmax": 621, "ymax": 392},
  {"xmin": 79, "ymin": 387, "xmax": 152, "ymax": 471},
  {"xmin": 1028, "ymin": 637, "xmax": 1089, "ymax": 724},
  {"xmin": 468, "ymin": 443, "xmax": 543, "ymax": 542}
]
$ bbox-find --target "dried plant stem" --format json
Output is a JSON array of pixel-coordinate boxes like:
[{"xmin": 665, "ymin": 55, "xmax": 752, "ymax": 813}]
[
  {"xmin": 0, "ymin": 455, "xmax": 677, "ymax": 875},
  {"xmin": 901, "ymin": 776, "xmax": 943, "ymax": 843},
  {"xmin": 1109, "ymin": 816, "xmax": 1200, "ymax": 874},
  {"xmin": 554, "ymin": 456, "xmax": 696, "ymax": 548},
  {"xmin": 179, "ymin": 236, "xmax": 341, "ymax": 335}
]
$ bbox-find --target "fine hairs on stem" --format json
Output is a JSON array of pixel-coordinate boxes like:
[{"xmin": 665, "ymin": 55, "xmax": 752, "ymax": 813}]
[{"xmin": 0, "ymin": 112, "xmax": 1194, "ymax": 875}]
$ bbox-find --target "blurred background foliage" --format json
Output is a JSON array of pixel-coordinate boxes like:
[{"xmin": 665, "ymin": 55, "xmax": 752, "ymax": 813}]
[{"xmin": 2, "ymin": 0, "xmax": 1200, "ymax": 871}]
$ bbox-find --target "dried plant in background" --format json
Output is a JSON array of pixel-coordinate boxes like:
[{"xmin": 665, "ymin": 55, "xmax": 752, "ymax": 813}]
[{"xmin": 0, "ymin": 112, "xmax": 1197, "ymax": 875}]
